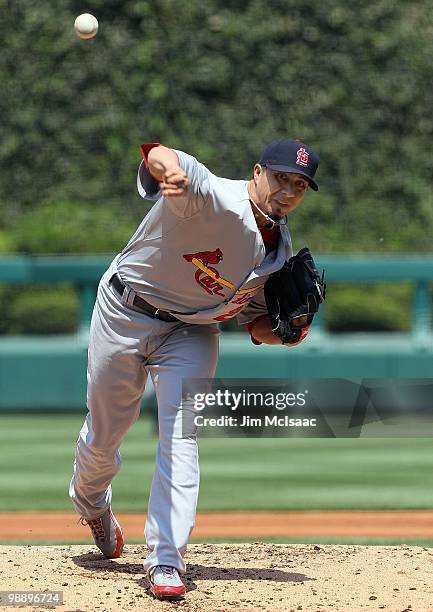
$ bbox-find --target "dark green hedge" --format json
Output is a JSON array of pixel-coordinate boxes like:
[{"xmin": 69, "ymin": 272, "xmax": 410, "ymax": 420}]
[
  {"xmin": 2, "ymin": 0, "xmax": 433, "ymax": 252},
  {"xmin": 9, "ymin": 201, "xmax": 138, "ymax": 255},
  {"xmin": 0, "ymin": 285, "xmax": 79, "ymax": 335},
  {"xmin": 325, "ymin": 284, "xmax": 412, "ymax": 333}
]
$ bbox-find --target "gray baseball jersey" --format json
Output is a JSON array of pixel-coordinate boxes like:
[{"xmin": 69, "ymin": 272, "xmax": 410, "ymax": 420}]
[{"xmin": 116, "ymin": 150, "xmax": 293, "ymax": 324}]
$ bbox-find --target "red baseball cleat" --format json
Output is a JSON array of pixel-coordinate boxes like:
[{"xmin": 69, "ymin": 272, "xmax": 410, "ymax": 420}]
[
  {"xmin": 80, "ymin": 506, "xmax": 123, "ymax": 559},
  {"xmin": 148, "ymin": 565, "xmax": 186, "ymax": 599}
]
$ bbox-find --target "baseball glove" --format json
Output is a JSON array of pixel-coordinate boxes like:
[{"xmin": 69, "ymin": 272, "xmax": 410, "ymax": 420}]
[{"xmin": 264, "ymin": 247, "xmax": 326, "ymax": 345}]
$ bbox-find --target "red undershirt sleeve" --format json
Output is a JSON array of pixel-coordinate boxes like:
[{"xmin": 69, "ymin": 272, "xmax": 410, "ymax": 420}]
[{"xmin": 140, "ymin": 142, "xmax": 162, "ymax": 181}]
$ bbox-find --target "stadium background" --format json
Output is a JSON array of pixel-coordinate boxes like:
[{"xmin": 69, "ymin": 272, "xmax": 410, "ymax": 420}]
[{"xmin": 1, "ymin": 0, "xmax": 433, "ymax": 547}]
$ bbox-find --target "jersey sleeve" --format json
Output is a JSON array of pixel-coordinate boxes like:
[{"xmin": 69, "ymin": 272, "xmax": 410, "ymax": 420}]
[
  {"xmin": 171, "ymin": 149, "xmax": 211, "ymax": 217},
  {"xmin": 138, "ymin": 143, "xmax": 211, "ymax": 217},
  {"xmin": 137, "ymin": 159, "xmax": 162, "ymax": 201}
]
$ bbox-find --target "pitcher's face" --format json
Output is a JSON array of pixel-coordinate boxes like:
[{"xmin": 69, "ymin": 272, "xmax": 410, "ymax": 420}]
[{"xmin": 253, "ymin": 165, "xmax": 309, "ymax": 220}]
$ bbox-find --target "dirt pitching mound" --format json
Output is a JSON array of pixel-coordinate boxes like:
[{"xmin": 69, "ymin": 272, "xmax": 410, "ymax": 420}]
[{"xmin": 1, "ymin": 543, "xmax": 432, "ymax": 611}]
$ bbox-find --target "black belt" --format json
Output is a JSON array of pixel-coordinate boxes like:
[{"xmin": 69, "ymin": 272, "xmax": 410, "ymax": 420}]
[{"xmin": 110, "ymin": 274, "xmax": 178, "ymax": 322}]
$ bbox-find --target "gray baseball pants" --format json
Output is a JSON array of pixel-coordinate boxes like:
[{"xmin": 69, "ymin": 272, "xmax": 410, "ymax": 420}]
[{"xmin": 69, "ymin": 267, "xmax": 219, "ymax": 573}]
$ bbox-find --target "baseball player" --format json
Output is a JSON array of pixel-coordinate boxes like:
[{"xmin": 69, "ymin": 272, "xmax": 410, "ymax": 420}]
[{"xmin": 69, "ymin": 138, "xmax": 319, "ymax": 600}]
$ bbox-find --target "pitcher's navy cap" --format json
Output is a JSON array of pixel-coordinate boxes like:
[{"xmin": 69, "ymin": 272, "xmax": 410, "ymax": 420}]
[{"xmin": 259, "ymin": 139, "xmax": 319, "ymax": 191}]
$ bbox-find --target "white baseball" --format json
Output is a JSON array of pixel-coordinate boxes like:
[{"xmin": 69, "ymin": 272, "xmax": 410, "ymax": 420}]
[{"xmin": 74, "ymin": 13, "xmax": 99, "ymax": 39}]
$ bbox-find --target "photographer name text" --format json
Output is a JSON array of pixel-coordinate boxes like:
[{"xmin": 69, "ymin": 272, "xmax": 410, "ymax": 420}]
[{"xmin": 194, "ymin": 415, "xmax": 316, "ymax": 428}]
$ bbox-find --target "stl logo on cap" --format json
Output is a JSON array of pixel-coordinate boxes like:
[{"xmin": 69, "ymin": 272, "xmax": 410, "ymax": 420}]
[{"xmin": 296, "ymin": 147, "xmax": 309, "ymax": 167}]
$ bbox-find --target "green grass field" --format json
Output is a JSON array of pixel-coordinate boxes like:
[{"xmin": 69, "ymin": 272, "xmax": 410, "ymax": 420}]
[{"xmin": 1, "ymin": 414, "xmax": 433, "ymax": 512}]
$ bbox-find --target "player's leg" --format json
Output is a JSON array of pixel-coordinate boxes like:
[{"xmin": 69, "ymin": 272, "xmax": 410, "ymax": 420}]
[
  {"xmin": 69, "ymin": 277, "xmax": 149, "ymax": 520},
  {"xmin": 143, "ymin": 322, "xmax": 220, "ymax": 574}
]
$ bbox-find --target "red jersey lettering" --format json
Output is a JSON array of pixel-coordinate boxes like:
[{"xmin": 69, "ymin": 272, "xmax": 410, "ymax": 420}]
[{"xmin": 195, "ymin": 270, "xmax": 225, "ymax": 297}]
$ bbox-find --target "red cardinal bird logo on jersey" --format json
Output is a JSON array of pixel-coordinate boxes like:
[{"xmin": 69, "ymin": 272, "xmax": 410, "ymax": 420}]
[
  {"xmin": 183, "ymin": 248, "xmax": 223, "ymax": 265},
  {"xmin": 183, "ymin": 248, "xmax": 232, "ymax": 296}
]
